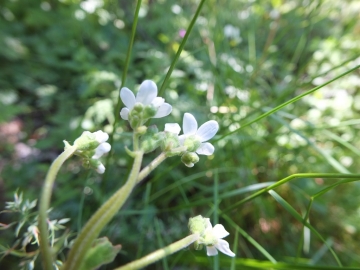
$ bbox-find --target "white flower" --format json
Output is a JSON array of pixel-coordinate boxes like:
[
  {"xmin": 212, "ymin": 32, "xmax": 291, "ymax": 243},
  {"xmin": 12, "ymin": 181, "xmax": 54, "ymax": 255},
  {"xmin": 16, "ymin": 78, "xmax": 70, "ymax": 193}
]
[
  {"xmin": 120, "ymin": 80, "xmax": 172, "ymax": 120},
  {"xmin": 93, "ymin": 130, "xmax": 109, "ymax": 144},
  {"xmin": 201, "ymin": 220, "xmax": 235, "ymax": 257},
  {"xmin": 179, "ymin": 113, "xmax": 219, "ymax": 155},
  {"xmin": 95, "ymin": 163, "xmax": 106, "ymax": 174},
  {"xmin": 92, "ymin": 142, "xmax": 111, "ymax": 159}
]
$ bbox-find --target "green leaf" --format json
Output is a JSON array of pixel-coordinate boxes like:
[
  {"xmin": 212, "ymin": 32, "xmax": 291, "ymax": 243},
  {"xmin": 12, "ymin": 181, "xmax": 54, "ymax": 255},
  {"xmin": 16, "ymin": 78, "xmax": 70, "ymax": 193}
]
[{"xmin": 79, "ymin": 237, "xmax": 121, "ymax": 270}]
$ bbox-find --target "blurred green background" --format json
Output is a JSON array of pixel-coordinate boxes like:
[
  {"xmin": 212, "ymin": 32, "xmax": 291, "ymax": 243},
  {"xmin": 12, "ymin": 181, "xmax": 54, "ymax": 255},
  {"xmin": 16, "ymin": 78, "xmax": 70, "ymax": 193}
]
[{"xmin": 1, "ymin": 0, "xmax": 360, "ymax": 269}]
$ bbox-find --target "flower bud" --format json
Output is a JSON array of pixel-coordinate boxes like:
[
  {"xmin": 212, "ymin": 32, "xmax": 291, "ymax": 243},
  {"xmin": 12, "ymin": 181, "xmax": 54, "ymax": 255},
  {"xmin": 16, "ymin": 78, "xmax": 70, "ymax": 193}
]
[
  {"xmin": 74, "ymin": 131, "xmax": 100, "ymax": 151},
  {"xmin": 143, "ymin": 104, "xmax": 157, "ymax": 119},
  {"xmin": 133, "ymin": 102, "xmax": 144, "ymax": 113},
  {"xmin": 140, "ymin": 125, "xmax": 162, "ymax": 153},
  {"xmin": 183, "ymin": 135, "xmax": 201, "ymax": 152},
  {"xmin": 181, "ymin": 152, "xmax": 199, "ymax": 167},
  {"xmin": 189, "ymin": 215, "xmax": 209, "ymax": 234}
]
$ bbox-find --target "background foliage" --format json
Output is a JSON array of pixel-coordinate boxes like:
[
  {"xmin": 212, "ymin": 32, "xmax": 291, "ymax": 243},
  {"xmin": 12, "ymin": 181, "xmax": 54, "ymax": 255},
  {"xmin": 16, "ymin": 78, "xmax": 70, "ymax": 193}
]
[{"xmin": 1, "ymin": 0, "xmax": 360, "ymax": 269}]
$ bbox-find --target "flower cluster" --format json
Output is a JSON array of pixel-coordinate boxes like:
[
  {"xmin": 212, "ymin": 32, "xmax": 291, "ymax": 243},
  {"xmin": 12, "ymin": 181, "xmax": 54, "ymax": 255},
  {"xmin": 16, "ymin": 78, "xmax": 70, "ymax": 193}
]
[
  {"xmin": 120, "ymin": 80, "xmax": 172, "ymax": 129},
  {"xmin": 69, "ymin": 130, "xmax": 111, "ymax": 174},
  {"xmin": 119, "ymin": 80, "xmax": 219, "ymax": 167},
  {"xmin": 188, "ymin": 215, "xmax": 235, "ymax": 257}
]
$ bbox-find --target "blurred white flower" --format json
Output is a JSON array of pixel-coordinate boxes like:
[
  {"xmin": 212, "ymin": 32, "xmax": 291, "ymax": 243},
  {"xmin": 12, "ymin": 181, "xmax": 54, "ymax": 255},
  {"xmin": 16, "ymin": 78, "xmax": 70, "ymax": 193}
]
[
  {"xmin": 92, "ymin": 141, "xmax": 111, "ymax": 159},
  {"xmin": 95, "ymin": 163, "xmax": 105, "ymax": 174},
  {"xmin": 179, "ymin": 113, "xmax": 218, "ymax": 155},
  {"xmin": 120, "ymin": 80, "xmax": 172, "ymax": 121},
  {"xmin": 201, "ymin": 219, "xmax": 235, "ymax": 257}
]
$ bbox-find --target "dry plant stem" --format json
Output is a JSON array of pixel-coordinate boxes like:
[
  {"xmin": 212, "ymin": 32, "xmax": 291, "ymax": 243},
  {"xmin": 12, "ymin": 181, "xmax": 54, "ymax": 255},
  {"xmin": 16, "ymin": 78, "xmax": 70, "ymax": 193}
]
[
  {"xmin": 39, "ymin": 145, "xmax": 77, "ymax": 270},
  {"xmin": 115, "ymin": 233, "xmax": 200, "ymax": 270},
  {"xmin": 63, "ymin": 151, "xmax": 144, "ymax": 270}
]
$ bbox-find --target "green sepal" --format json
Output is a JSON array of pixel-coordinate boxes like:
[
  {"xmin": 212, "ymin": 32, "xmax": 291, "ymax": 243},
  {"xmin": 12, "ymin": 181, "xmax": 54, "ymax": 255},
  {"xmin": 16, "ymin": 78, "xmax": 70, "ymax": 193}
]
[
  {"xmin": 140, "ymin": 125, "xmax": 162, "ymax": 153},
  {"xmin": 73, "ymin": 131, "xmax": 99, "ymax": 151},
  {"xmin": 160, "ymin": 132, "xmax": 180, "ymax": 152}
]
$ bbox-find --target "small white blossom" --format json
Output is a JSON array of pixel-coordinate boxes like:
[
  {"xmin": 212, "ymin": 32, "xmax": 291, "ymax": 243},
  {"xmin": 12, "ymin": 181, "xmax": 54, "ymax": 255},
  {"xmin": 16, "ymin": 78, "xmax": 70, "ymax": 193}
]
[
  {"xmin": 201, "ymin": 219, "xmax": 235, "ymax": 257},
  {"xmin": 179, "ymin": 113, "xmax": 219, "ymax": 155},
  {"xmin": 93, "ymin": 130, "xmax": 109, "ymax": 144},
  {"xmin": 92, "ymin": 142, "xmax": 111, "ymax": 159},
  {"xmin": 120, "ymin": 80, "xmax": 172, "ymax": 121},
  {"xmin": 95, "ymin": 163, "xmax": 106, "ymax": 174}
]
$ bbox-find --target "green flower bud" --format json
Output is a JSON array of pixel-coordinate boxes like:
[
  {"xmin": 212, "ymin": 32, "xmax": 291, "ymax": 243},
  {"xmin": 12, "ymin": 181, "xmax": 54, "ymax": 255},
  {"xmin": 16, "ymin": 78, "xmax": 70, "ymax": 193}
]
[
  {"xmin": 130, "ymin": 115, "xmax": 141, "ymax": 129},
  {"xmin": 181, "ymin": 152, "xmax": 199, "ymax": 167},
  {"xmin": 133, "ymin": 102, "xmax": 144, "ymax": 113},
  {"xmin": 143, "ymin": 104, "xmax": 157, "ymax": 119},
  {"xmin": 74, "ymin": 131, "xmax": 99, "ymax": 151},
  {"xmin": 183, "ymin": 135, "xmax": 201, "ymax": 152},
  {"xmin": 188, "ymin": 215, "xmax": 208, "ymax": 235},
  {"xmin": 136, "ymin": 125, "xmax": 147, "ymax": 135},
  {"xmin": 140, "ymin": 125, "xmax": 161, "ymax": 153}
]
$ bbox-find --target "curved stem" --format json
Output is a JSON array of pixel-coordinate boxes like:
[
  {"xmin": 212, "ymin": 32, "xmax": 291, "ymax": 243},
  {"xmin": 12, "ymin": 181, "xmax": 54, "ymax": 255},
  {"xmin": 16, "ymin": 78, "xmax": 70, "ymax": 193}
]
[
  {"xmin": 137, "ymin": 152, "xmax": 167, "ymax": 184},
  {"xmin": 224, "ymin": 173, "xmax": 360, "ymax": 213},
  {"xmin": 39, "ymin": 145, "xmax": 77, "ymax": 270},
  {"xmin": 114, "ymin": 233, "xmax": 199, "ymax": 270},
  {"xmin": 63, "ymin": 151, "xmax": 144, "ymax": 270}
]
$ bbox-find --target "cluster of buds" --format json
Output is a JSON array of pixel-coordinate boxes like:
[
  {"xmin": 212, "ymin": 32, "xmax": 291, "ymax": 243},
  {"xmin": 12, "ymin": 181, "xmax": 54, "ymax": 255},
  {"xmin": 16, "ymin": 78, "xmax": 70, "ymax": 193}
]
[{"xmin": 66, "ymin": 130, "xmax": 111, "ymax": 174}]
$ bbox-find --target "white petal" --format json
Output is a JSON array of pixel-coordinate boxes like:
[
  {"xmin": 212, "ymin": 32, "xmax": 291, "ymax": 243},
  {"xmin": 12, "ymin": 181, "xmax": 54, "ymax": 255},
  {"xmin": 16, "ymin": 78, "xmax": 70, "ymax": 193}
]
[
  {"xmin": 165, "ymin": 123, "xmax": 181, "ymax": 134},
  {"xmin": 96, "ymin": 163, "xmax": 105, "ymax": 174},
  {"xmin": 93, "ymin": 130, "xmax": 109, "ymax": 143},
  {"xmin": 183, "ymin": 113, "xmax": 198, "ymax": 135},
  {"xmin": 212, "ymin": 224, "xmax": 230, "ymax": 239},
  {"xmin": 120, "ymin": 108, "xmax": 130, "ymax": 120},
  {"xmin": 196, "ymin": 142, "xmax": 215, "ymax": 155},
  {"xmin": 151, "ymin": 97, "xmax": 165, "ymax": 107},
  {"xmin": 215, "ymin": 239, "xmax": 235, "ymax": 257},
  {"xmin": 178, "ymin": 134, "xmax": 186, "ymax": 145},
  {"xmin": 154, "ymin": 103, "xmax": 172, "ymax": 118},
  {"xmin": 92, "ymin": 142, "xmax": 111, "ymax": 159},
  {"xmin": 204, "ymin": 218, "xmax": 212, "ymax": 229},
  {"xmin": 136, "ymin": 80, "xmax": 158, "ymax": 105},
  {"xmin": 196, "ymin": 120, "xmax": 219, "ymax": 142},
  {"xmin": 120, "ymin": 87, "xmax": 136, "ymax": 109},
  {"xmin": 206, "ymin": 246, "xmax": 218, "ymax": 256}
]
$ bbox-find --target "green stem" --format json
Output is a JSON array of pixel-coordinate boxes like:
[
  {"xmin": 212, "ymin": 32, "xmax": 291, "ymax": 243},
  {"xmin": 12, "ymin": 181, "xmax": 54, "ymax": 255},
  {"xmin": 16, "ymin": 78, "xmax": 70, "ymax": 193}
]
[
  {"xmin": 224, "ymin": 173, "xmax": 360, "ymax": 212},
  {"xmin": 103, "ymin": 0, "xmax": 143, "ymax": 184},
  {"xmin": 39, "ymin": 145, "xmax": 77, "ymax": 270},
  {"xmin": 63, "ymin": 151, "xmax": 144, "ymax": 270},
  {"xmin": 159, "ymin": 0, "xmax": 207, "ymax": 96},
  {"xmin": 215, "ymin": 65, "xmax": 360, "ymax": 142},
  {"xmin": 137, "ymin": 152, "xmax": 167, "ymax": 184},
  {"xmin": 133, "ymin": 132, "xmax": 140, "ymax": 151},
  {"xmin": 114, "ymin": 233, "xmax": 200, "ymax": 270}
]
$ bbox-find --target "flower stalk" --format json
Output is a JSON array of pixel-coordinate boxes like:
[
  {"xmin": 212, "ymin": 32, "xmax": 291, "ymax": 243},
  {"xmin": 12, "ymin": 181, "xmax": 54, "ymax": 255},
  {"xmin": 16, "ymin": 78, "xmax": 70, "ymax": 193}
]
[
  {"xmin": 63, "ymin": 150, "xmax": 144, "ymax": 270},
  {"xmin": 39, "ymin": 144, "xmax": 77, "ymax": 270},
  {"xmin": 114, "ymin": 233, "xmax": 200, "ymax": 270}
]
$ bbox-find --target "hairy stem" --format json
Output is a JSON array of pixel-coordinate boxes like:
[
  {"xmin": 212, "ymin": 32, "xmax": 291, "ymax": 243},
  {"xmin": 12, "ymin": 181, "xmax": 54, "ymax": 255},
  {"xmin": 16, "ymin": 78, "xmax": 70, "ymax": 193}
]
[
  {"xmin": 63, "ymin": 151, "xmax": 144, "ymax": 270},
  {"xmin": 39, "ymin": 145, "xmax": 77, "ymax": 270},
  {"xmin": 115, "ymin": 234, "xmax": 200, "ymax": 270}
]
